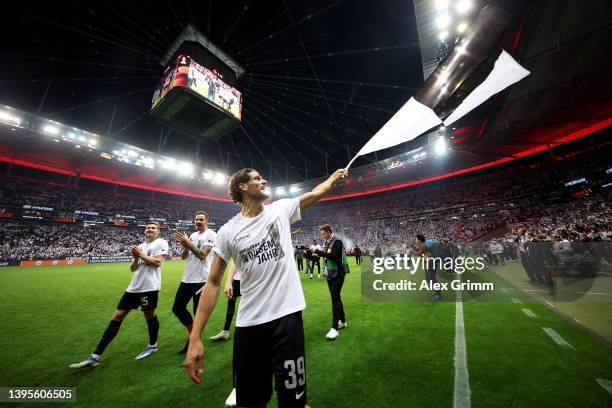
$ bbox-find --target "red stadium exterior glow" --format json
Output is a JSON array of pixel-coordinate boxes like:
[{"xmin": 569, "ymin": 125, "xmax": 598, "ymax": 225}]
[{"xmin": 1, "ymin": 118, "xmax": 609, "ymax": 203}]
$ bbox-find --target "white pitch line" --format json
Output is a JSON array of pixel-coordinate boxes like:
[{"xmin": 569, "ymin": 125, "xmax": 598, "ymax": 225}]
[
  {"xmin": 501, "ymin": 288, "xmax": 549, "ymax": 293},
  {"xmin": 542, "ymin": 327, "xmax": 574, "ymax": 349},
  {"xmin": 521, "ymin": 308, "xmax": 537, "ymax": 318},
  {"xmin": 454, "ymin": 275, "xmax": 471, "ymax": 408},
  {"xmin": 510, "ymin": 297, "xmax": 521, "ymax": 304},
  {"xmin": 595, "ymin": 379, "xmax": 612, "ymax": 396}
]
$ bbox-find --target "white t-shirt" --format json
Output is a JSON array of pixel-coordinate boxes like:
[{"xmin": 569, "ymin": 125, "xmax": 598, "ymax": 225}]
[
  {"xmin": 126, "ymin": 238, "xmax": 169, "ymax": 293},
  {"xmin": 213, "ymin": 198, "xmax": 305, "ymax": 327},
  {"xmin": 182, "ymin": 229, "xmax": 217, "ymax": 283}
]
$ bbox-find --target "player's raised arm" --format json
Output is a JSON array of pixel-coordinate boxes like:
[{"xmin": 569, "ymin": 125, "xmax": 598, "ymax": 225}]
[
  {"xmin": 185, "ymin": 254, "xmax": 227, "ymax": 384},
  {"xmin": 299, "ymin": 168, "xmax": 348, "ymax": 211}
]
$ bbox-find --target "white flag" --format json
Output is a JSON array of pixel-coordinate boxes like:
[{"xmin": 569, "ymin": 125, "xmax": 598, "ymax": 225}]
[
  {"xmin": 357, "ymin": 97, "xmax": 442, "ymax": 156},
  {"xmin": 347, "ymin": 49, "xmax": 529, "ymax": 169},
  {"xmin": 443, "ymin": 50, "xmax": 530, "ymax": 126}
]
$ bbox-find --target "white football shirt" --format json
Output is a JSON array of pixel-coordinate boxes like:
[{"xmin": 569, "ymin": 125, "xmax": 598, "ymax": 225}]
[
  {"xmin": 182, "ymin": 229, "xmax": 217, "ymax": 283},
  {"xmin": 213, "ymin": 198, "xmax": 304, "ymax": 327},
  {"xmin": 126, "ymin": 237, "xmax": 169, "ymax": 293}
]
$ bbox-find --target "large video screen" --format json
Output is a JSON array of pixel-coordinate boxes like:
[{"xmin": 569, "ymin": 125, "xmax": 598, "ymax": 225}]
[{"xmin": 151, "ymin": 54, "xmax": 242, "ymax": 121}]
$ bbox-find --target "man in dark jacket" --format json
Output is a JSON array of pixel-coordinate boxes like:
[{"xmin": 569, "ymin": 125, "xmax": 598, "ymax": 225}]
[
  {"xmin": 354, "ymin": 244, "xmax": 362, "ymax": 265},
  {"xmin": 312, "ymin": 224, "xmax": 347, "ymax": 340}
]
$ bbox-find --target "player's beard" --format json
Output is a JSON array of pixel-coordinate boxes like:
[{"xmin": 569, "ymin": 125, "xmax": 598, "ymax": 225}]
[{"xmin": 250, "ymin": 187, "xmax": 269, "ymax": 202}]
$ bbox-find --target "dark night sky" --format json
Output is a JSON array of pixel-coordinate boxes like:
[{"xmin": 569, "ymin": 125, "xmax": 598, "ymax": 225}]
[{"xmin": 0, "ymin": 0, "xmax": 424, "ymax": 183}]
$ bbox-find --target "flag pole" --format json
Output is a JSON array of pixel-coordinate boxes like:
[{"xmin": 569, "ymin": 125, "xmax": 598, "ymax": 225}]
[{"xmin": 345, "ymin": 153, "xmax": 360, "ymax": 170}]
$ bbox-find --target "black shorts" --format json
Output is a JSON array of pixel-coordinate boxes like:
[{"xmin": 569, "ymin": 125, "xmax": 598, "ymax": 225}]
[
  {"xmin": 234, "ymin": 311, "xmax": 306, "ymax": 408},
  {"xmin": 231, "ymin": 279, "xmax": 241, "ymax": 298},
  {"xmin": 175, "ymin": 281, "xmax": 205, "ymax": 299},
  {"xmin": 117, "ymin": 291, "xmax": 158, "ymax": 311}
]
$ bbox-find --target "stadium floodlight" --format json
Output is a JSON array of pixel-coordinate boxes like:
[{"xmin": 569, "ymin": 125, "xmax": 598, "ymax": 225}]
[
  {"xmin": 160, "ymin": 159, "xmax": 175, "ymax": 170},
  {"xmin": 177, "ymin": 162, "xmax": 194, "ymax": 176},
  {"xmin": 88, "ymin": 139, "xmax": 97, "ymax": 147},
  {"xmin": 276, "ymin": 187, "xmax": 286, "ymax": 196},
  {"xmin": 0, "ymin": 111, "xmax": 21, "ymax": 126},
  {"xmin": 127, "ymin": 150, "xmax": 138, "ymax": 158},
  {"xmin": 457, "ymin": 22, "xmax": 468, "ymax": 33},
  {"xmin": 435, "ymin": 0, "xmax": 450, "ymax": 10},
  {"xmin": 436, "ymin": 13, "xmax": 450, "ymax": 29},
  {"xmin": 141, "ymin": 156, "xmax": 154, "ymax": 169},
  {"xmin": 202, "ymin": 171, "xmax": 214, "ymax": 180},
  {"xmin": 438, "ymin": 31, "xmax": 448, "ymax": 40},
  {"xmin": 78, "ymin": 135, "xmax": 87, "ymax": 142},
  {"xmin": 456, "ymin": 0, "xmax": 473, "ymax": 14},
  {"xmin": 213, "ymin": 173, "xmax": 226, "ymax": 185},
  {"xmin": 289, "ymin": 186, "xmax": 301, "ymax": 193},
  {"xmin": 434, "ymin": 136, "xmax": 447, "ymax": 155},
  {"xmin": 43, "ymin": 124, "xmax": 60, "ymax": 135}
]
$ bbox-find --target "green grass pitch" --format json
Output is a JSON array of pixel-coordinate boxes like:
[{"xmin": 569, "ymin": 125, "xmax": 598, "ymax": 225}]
[{"xmin": 1, "ymin": 259, "xmax": 611, "ymax": 407}]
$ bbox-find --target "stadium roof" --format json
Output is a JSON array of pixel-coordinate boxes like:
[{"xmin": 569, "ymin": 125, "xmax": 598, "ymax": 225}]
[{"xmin": 1, "ymin": 0, "xmax": 610, "ymax": 200}]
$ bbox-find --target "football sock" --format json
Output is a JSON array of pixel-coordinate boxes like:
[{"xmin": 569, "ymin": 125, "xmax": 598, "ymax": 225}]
[
  {"xmin": 94, "ymin": 319, "xmax": 123, "ymax": 355},
  {"xmin": 147, "ymin": 316, "xmax": 159, "ymax": 345}
]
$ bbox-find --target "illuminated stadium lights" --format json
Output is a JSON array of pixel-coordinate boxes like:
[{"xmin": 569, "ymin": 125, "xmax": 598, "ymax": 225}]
[
  {"xmin": 88, "ymin": 139, "xmax": 97, "ymax": 147},
  {"xmin": 213, "ymin": 173, "xmax": 226, "ymax": 185},
  {"xmin": 127, "ymin": 150, "xmax": 138, "ymax": 158},
  {"xmin": 435, "ymin": 0, "xmax": 450, "ymax": 10},
  {"xmin": 434, "ymin": 137, "xmax": 447, "ymax": 156},
  {"xmin": 456, "ymin": 0, "xmax": 473, "ymax": 14},
  {"xmin": 436, "ymin": 13, "xmax": 450, "ymax": 29},
  {"xmin": 457, "ymin": 22, "xmax": 468, "ymax": 33},
  {"xmin": 202, "ymin": 171, "xmax": 214, "ymax": 180},
  {"xmin": 0, "ymin": 110, "xmax": 21, "ymax": 127},
  {"xmin": 438, "ymin": 31, "xmax": 448, "ymax": 40},
  {"xmin": 160, "ymin": 159, "xmax": 175, "ymax": 170},
  {"xmin": 177, "ymin": 162, "xmax": 194, "ymax": 176},
  {"xmin": 289, "ymin": 186, "xmax": 301, "ymax": 193},
  {"xmin": 43, "ymin": 124, "xmax": 60, "ymax": 135},
  {"xmin": 140, "ymin": 156, "xmax": 154, "ymax": 169},
  {"xmin": 276, "ymin": 187, "xmax": 286, "ymax": 196}
]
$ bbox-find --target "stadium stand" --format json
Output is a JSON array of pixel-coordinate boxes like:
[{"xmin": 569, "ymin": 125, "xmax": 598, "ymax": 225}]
[{"xmin": 1, "ymin": 139, "xmax": 609, "ymax": 262}]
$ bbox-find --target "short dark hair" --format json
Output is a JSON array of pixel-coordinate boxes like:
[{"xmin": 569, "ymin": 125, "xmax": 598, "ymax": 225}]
[
  {"xmin": 320, "ymin": 224, "xmax": 332, "ymax": 233},
  {"xmin": 228, "ymin": 168, "xmax": 256, "ymax": 203},
  {"xmin": 194, "ymin": 211, "xmax": 208, "ymax": 220},
  {"xmin": 416, "ymin": 234, "xmax": 425, "ymax": 242}
]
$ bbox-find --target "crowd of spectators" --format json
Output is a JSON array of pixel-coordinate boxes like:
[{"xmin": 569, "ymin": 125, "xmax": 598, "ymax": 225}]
[{"xmin": 0, "ymin": 142, "xmax": 610, "ymax": 262}]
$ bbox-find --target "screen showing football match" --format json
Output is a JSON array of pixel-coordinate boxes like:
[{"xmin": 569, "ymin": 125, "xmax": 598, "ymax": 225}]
[{"xmin": 151, "ymin": 54, "xmax": 242, "ymax": 121}]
